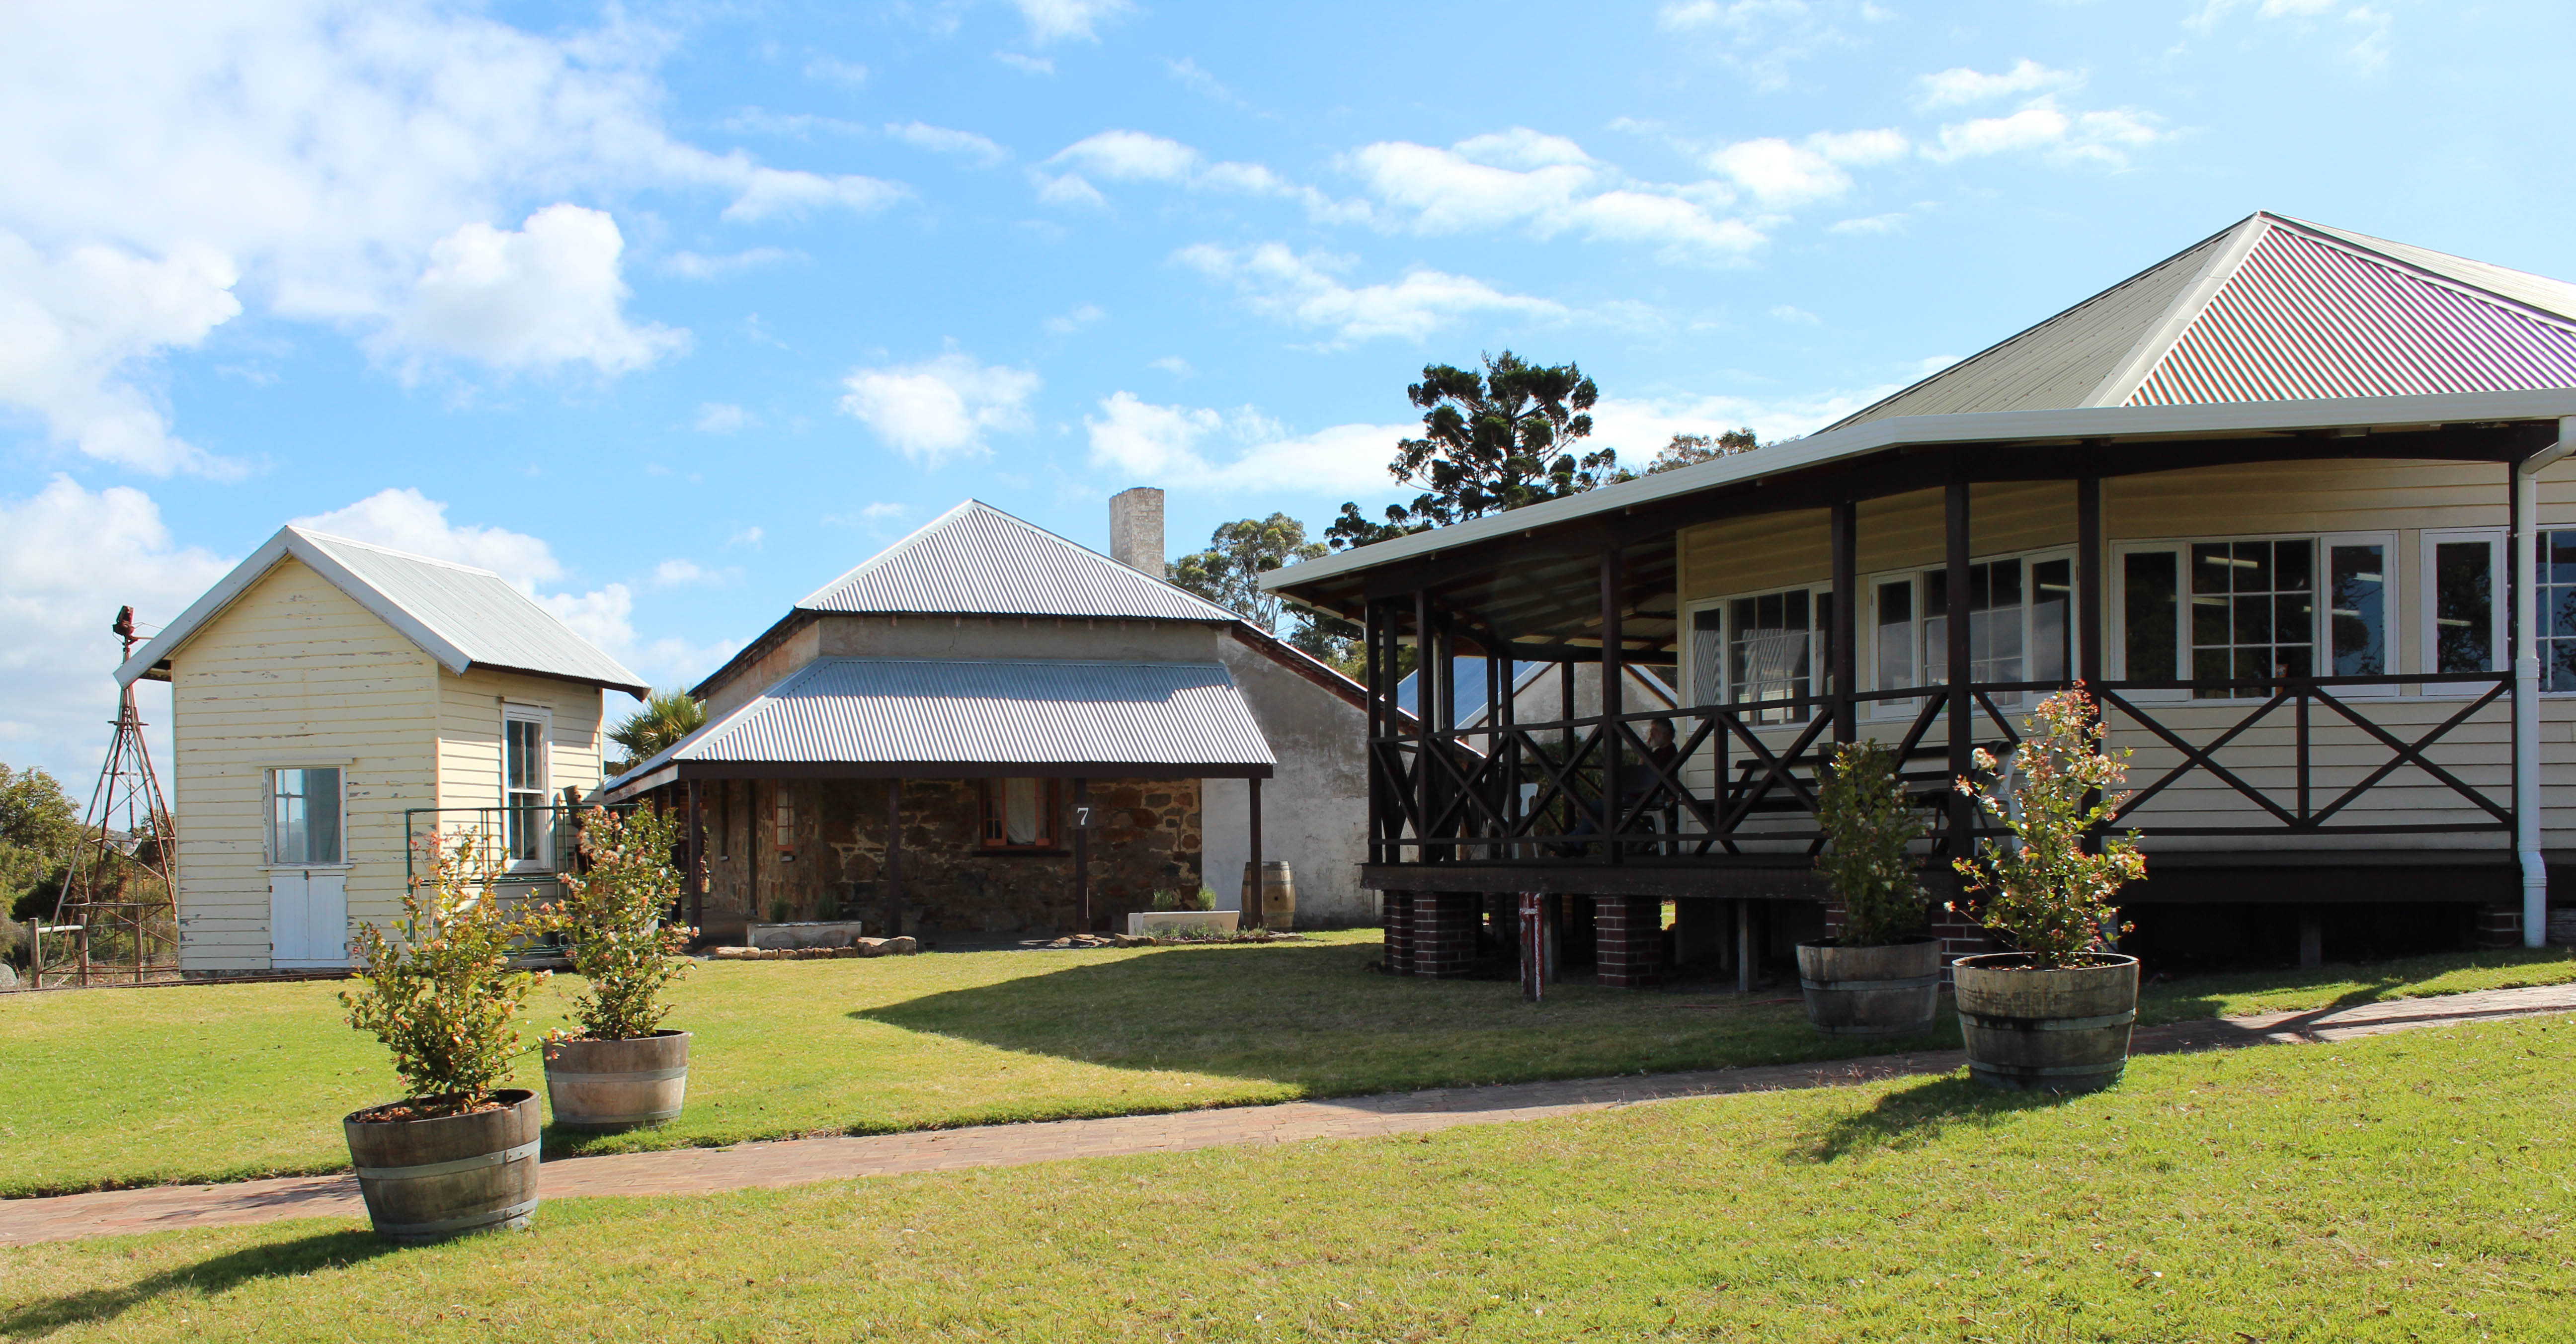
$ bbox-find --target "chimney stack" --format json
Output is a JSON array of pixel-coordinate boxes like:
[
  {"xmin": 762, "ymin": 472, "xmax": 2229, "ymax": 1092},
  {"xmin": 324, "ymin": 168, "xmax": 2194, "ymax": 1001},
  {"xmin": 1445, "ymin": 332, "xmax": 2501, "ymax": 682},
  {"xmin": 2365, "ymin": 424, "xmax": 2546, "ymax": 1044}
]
[{"xmin": 1109, "ymin": 487, "xmax": 1165, "ymax": 576}]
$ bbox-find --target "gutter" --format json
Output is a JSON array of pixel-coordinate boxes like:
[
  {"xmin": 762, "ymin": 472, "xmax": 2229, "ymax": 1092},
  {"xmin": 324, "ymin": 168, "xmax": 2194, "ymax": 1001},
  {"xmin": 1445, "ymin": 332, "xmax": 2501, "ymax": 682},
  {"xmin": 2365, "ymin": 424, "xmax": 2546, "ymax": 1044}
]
[{"xmin": 2514, "ymin": 417, "xmax": 2575, "ymax": 948}]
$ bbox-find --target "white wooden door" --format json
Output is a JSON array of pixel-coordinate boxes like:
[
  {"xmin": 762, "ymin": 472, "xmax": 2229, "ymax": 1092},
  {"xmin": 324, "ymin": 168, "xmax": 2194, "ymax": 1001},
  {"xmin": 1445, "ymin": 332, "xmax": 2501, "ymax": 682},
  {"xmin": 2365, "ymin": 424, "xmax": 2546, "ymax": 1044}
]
[{"xmin": 269, "ymin": 870, "xmax": 348, "ymax": 969}]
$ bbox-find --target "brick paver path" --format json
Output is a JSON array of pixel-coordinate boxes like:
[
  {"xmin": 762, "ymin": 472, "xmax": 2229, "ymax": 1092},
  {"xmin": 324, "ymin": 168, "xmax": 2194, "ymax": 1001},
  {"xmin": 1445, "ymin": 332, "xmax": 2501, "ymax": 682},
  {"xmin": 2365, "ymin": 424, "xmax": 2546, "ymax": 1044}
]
[{"xmin": 8, "ymin": 982, "xmax": 2571, "ymax": 1247}]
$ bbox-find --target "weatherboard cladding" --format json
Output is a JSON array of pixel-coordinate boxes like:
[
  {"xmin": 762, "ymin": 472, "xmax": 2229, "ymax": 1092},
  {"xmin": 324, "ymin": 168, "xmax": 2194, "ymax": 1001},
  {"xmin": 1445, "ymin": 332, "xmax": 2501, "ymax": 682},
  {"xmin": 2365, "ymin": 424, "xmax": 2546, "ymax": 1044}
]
[
  {"xmin": 673, "ymin": 658, "xmax": 1275, "ymax": 769},
  {"xmin": 301, "ymin": 532, "xmax": 644, "ymax": 690},
  {"xmin": 797, "ymin": 502, "xmax": 1236, "ymax": 622},
  {"xmin": 2129, "ymin": 225, "xmax": 2576, "ymax": 407}
]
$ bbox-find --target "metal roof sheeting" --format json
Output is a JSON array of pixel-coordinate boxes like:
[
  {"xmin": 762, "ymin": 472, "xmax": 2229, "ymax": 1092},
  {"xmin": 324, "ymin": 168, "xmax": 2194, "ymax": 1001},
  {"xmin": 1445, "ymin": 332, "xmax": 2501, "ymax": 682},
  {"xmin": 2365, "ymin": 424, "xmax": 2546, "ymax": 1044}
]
[
  {"xmin": 2131, "ymin": 224, "xmax": 2576, "ymax": 406},
  {"xmin": 604, "ymin": 658, "xmax": 1273, "ymax": 792},
  {"xmin": 1831, "ymin": 212, "xmax": 2576, "ymax": 431},
  {"xmin": 797, "ymin": 501, "xmax": 1238, "ymax": 622},
  {"xmin": 118, "ymin": 526, "xmax": 646, "ymax": 695}
]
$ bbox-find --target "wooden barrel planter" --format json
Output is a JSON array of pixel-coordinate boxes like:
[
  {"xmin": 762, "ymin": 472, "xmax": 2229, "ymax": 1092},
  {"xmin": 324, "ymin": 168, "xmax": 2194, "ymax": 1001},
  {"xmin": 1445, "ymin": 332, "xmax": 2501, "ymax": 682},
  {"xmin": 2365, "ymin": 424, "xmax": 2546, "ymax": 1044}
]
[
  {"xmin": 1952, "ymin": 953, "xmax": 2140, "ymax": 1093},
  {"xmin": 343, "ymin": 1089, "xmax": 541, "ymax": 1244},
  {"xmin": 543, "ymin": 1031, "xmax": 691, "ymax": 1129},
  {"xmin": 1794, "ymin": 937, "xmax": 1941, "ymax": 1038},
  {"xmin": 1243, "ymin": 861, "xmax": 1295, "ymax": 931}
]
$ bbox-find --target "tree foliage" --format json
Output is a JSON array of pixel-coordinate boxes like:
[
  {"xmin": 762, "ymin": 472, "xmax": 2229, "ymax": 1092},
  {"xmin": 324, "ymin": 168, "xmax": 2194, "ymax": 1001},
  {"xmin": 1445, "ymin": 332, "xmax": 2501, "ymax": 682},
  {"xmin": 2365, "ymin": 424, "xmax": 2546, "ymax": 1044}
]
[
  {"xmin": 1, "ymin": 762, "xmax": 79, "ymax": 924},
  {"xmin": 1327, "ymin": 352, "xmax": 1614, "ymax": 551},
  {"xmin": 533, "ymin": 807, "xmax": 691, "ymax": 1042},
  {"xmin": 1816, "ymin": 740, "xmax": 1931, "ymax": 947},
  {"xmin": 1613, "ymin": 428, "xmax": 1761, "ymax": 481},
  {"xmin": 1167, "ymin": 513, "xmax": 1325, "ymax": 635},
  {"xmin": 341, "ymin": 833, "xmax": 544, "ymax": 1112},
  {"xmin": 610, "ymin": 690, "xmax": 707, "ymax": 774},
  {"xmin": 1951, "ymin": 686, "xmax": 2146, "ymax": 969}
]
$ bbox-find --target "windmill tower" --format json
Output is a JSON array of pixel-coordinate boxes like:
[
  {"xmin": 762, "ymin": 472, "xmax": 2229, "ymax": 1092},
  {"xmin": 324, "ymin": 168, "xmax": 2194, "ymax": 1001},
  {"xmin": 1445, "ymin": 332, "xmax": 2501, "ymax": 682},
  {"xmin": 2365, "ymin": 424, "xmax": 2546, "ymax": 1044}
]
[{"xmin": 33, "ymin": 607, "xmax": 180, "ymax": 987}]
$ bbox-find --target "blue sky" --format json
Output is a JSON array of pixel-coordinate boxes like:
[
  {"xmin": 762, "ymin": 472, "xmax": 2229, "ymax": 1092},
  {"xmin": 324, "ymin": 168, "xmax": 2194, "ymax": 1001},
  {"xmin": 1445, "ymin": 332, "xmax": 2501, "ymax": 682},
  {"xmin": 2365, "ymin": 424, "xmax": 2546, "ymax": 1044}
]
[{"xmin": 6, "ymin": 0, "xmax": 2574, "ymax": 782}]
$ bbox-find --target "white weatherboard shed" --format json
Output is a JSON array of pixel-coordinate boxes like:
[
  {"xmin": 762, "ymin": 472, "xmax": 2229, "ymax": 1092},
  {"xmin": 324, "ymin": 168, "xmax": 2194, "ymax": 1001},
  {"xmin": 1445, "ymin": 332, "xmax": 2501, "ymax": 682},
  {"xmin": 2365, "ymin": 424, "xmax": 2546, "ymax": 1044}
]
[{"xmin": 116, "ymin": 527, "xmax": 646, "ymax": 974}]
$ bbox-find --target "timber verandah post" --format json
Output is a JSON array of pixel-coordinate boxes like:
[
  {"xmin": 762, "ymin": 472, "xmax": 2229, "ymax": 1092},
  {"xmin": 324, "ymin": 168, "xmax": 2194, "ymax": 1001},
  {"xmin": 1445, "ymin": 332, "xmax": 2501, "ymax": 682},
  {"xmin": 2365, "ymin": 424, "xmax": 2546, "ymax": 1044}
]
[
  {"xmin": 1831, "ymin": 500, "xmax": 1858, "ymax": 746},
  {"xmin": 1944, "ymin": 479, "xmax": 1975, "ymax": 858}
]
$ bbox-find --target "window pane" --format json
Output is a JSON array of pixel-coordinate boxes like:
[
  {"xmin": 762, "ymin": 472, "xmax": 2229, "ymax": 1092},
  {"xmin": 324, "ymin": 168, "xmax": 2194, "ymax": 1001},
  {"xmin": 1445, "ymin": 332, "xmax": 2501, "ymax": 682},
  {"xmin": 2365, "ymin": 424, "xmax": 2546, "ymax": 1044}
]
[
  {"xmin": 1691, "ymin": 608, "xmax": 1723, "ymax": 705},
  {"xmin": 2435, "ymin": 540, "xmax": 2495, "ymax": 673},
  {"xmin": 2234, "ymin": 540, "xmax": 2273, "ymax": 594},
  {"xmin": 306, "ymin": 769, "xmax": 339, "ymax": 865},
  {"xmin": 2189, "ymin": 538, "xmax": 2315, "ymax": 696},
  {"xmin": 2274, "ymin": 539, "xmax": 2313, "ymax": 592},
  {"xmin": 2123, "ymin": 552, "xmax": 2178, "ymax": 680},
  {"xmin": 271, "ymin": 769, "xmax": 307, "ymax": 864},
  {"xmin": 1876, "ymin": 581, "xmax": 1913, "ymax": 693},
  {"xmin": 2030, "ymin": 559, "xmax": 2071, "ymax": 682},
  {"xmin": 2329, "ymin": 544, "xmax": 2385, "ymax": 677},
  {"xmin": 1923, "ymin": 571, "xmax": 1949, "ymax": 685},
  {"xmin": 505, "ymin": 719, "xmax": 542, "ymax": 791},
  {"xmin": 2543, "ymin": 531, "xmax": 2576, "ymax": 691}
]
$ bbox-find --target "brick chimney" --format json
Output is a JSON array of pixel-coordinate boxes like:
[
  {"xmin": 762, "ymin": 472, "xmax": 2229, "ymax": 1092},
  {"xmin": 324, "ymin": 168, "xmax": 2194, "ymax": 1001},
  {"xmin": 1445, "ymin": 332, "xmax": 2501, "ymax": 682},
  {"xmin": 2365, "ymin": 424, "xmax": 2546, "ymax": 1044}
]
[{"xmin": 1109, "ymin": 487, "xmax": 1165, "ymax": 576}]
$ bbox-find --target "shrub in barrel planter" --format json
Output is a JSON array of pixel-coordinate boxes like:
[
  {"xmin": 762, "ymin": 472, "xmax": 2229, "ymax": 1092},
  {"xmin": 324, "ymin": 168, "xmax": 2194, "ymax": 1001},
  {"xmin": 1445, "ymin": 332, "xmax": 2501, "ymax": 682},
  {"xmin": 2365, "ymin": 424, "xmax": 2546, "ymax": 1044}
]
[
  {"xmin": 1950, "ymin": 686, "xmax": 2149, "ymax": 1093},
  {"xmin": 1798, "ymin": 740, "xmax": 1940, "ymax": 1038},
  {"xmin": 339, "ymin": 834, "xmax": 547, "ymax": 1244},
  {"xmin": 530, "ymin": 807, "xmax": 693, "ymax": 1130}
]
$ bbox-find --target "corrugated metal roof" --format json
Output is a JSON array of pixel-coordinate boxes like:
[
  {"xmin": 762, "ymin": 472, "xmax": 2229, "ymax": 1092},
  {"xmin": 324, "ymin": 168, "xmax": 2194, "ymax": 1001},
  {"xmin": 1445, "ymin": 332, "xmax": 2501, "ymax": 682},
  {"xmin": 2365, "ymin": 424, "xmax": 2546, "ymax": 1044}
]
[
  {"xmin": 605, "ymin": 658, "xmax": 1273, "ymax": 792},
  {"xmin": 2131, "ymin": 224, "xmax": 2576, "ymax": 405},
  {"xmin": 118, "ymin": 525, "xmax": 646, "ymax": 695},
  {"xmin": 798, "ymin": 501, "xmax": 1238, "ymax": 621},
  {"xmin": 1830, "ymin": 212, "xmax": 2576, "ymax": 430}
]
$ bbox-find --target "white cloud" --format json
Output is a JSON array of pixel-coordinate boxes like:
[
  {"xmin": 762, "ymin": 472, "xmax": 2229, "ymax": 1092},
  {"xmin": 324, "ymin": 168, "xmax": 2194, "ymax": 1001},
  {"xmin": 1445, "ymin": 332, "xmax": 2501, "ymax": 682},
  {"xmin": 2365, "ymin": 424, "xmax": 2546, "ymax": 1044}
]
[
  {"xmin": 1045, "ymin": 130, "xmax": 1292, "ymax": 203},
  {"xmin": 838, "ymin": 352, "xmax": 1042, "ymax": 464},
  {"xmin": 0, "ymin": 232, "xmax": 243, "ymax": 476},
  {"xmin": 1586, "ymin": 387, "xmax": 1895, "ymax": 463},
  {"xmin": 1174, "ymin": 243, "xmax": 1567, "ymax": 344},
  {"xmin": 0, "ymin": 3, "xmax": 912, "ymax": 458},
  {"xmin": 728, "ymin": 526, "xmax": 765, "ymax": 548},
  {"xmin": 382, "ymin": 205, "xmax": 685, "ymax": 375},
  {"xmin": 1012, "ymin": 0, "xmax": 1135, "ymax": 44},
  {"xmin": 860, "ymin": 502, "xmax": 908, "ymax": 520},
  {"xmin": 662, "ymin": 247, "xmax": 793, "ymax": 280},
  {"xmin": 1914, "ymin": 59, "xmax": 2085, "ymax": 109},
  {"xmin": 1031, "ymin": 171, "xmax": 1107, "ymax": 209},
  {"xmin": 652, "ymin": 558, "xmax": 739, "ymax": 588},
  {"xmin": 1771, "ymin": 304, "xmax": 1820, "ymax": 324},
  {"xmin": 995, "ymin": 51, "xmax": 1055, "ymax": 75},
  {"xmin": 720, "ymin": 168, "xmax": 908, "ymax": 223},
  {"xmin": 887, "ymin": 122, "xmax": 1009, "ymax": 166},
  {"xmin": 693, "ymin": 403, "xmax": 754, "ymax": 434},
  {"xmin": 1705, "ymin": 129, "xmax": 1907, "ymax": 209},
  {"xmin": 1150, "ymin": 355, "xmax": 1196, "ymax": 377},
  {"xmin": 1045, "ymin": 304, "xmax": 1106, "ymax": 334},
  {"xmin": 1653, "ymin": 0, "xmax": 1848, "ymax": 88},
  {"xmin": 291, "ymin": 488, "xmax": 564, "ymax": 587},
  {"xmin": 1345, "ymin": 133, "xmax": 1762, "ymax": 258},
  {"xmin": 1925, "ymin": 100, "xmax": 2164, "ymax": 167},
  {"xmin": 0, "ymin": 476, "xmax": 233, "ymax": 781},
  {"xmin": 1829, "ymin": 212, "xmax": 1907, "ymax": 234},
  {"xmin": 1164, "ymin": 58, "xmax": 1244, "ymax": 107},
  {"xmin": 1085, "ymin": 392, "xmax": 1414, "ymax": 494},
  {"xmin": 803, "ymin": 54, "xmax": 869, "ymax": 87}
]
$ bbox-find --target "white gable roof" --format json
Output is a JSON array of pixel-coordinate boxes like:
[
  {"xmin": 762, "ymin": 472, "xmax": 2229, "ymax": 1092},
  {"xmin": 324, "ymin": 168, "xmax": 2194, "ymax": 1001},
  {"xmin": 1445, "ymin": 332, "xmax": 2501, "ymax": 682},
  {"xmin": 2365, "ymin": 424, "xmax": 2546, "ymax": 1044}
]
[
  {"xmin": 1831, "ymin": 212, "xmax": 2576, "ymax": 428},
  {"xmin": 117, "ymin": 525, "xmax": 647, "ymax": 696}
]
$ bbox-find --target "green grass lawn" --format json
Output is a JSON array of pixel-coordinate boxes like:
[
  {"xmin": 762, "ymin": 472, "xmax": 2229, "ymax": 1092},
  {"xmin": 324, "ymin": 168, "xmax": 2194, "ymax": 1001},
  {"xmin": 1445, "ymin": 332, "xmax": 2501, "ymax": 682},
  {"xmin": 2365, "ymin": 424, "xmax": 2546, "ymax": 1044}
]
[
  {"xmin": 4, "ymin": 1014, "xmax": 2570, "ymax": 1342},
  {"xmin": 3, "ymin": 932, "xmax": 2570, "ymax": 1200}
]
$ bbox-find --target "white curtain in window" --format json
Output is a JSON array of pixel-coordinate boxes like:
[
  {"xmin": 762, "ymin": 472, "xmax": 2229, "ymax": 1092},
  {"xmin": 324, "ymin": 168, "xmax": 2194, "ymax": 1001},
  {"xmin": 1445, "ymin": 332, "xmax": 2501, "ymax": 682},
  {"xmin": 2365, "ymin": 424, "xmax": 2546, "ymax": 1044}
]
[{"xmin": 1004, "ymin": 777, "xmax": 1040, "ymax": 845}]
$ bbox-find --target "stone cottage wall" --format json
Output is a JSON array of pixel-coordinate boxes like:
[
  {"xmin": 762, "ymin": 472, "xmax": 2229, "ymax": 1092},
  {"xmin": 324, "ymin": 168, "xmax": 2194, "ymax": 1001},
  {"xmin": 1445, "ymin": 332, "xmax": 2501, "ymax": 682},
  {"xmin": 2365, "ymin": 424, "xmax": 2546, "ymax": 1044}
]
[{"xmin": 693, "ymin": 776, "xmax": 1200, "ymax": 937}]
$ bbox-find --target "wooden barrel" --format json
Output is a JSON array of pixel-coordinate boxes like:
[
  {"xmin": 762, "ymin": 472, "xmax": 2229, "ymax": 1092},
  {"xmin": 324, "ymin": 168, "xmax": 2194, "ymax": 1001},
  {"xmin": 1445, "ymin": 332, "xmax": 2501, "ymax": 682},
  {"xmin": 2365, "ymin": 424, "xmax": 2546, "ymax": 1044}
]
[
  {"xmin": 1795, "ymin": 937, "xmax": 1941, "ymax": 1038},
  {"xmin": 1242, "ymin": 861, "xmax": 1295, "ymax": 931},
  {"xmin": 343, "ymin": 1089, "xmax": 541, "ymax": 1244},
  {"xmin": 543, "ymin": 1031, "xmax": 691, "ymax": 1129},
  {"xmin": 1952, "ymin": 953, "xmax": 2139, "ymax": 1093}
]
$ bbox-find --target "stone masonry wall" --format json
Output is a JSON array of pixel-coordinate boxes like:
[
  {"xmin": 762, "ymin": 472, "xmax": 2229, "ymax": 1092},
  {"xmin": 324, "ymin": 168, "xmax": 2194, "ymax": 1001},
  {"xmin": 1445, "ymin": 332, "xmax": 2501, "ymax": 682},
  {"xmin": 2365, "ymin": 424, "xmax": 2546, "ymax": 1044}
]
[{"xmin": 693, "ymin": 776, "xmax": 1200, "ymax": 937}]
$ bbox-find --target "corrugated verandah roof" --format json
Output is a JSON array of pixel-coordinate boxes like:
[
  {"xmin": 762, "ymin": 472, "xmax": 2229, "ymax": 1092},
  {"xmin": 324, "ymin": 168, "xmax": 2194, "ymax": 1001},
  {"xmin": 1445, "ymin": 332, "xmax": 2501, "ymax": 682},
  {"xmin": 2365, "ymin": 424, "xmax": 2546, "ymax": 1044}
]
[
  {"xmin": 604, "ymin": 658, "xmax": 1274, "ymax": 796},
  {"xmin": 799, "ymin": 501, "xmax": 1239, "ymax": 621},
  {"xmin": 118, "ymin": 525, "xmax": 646, "ymax": 695}
]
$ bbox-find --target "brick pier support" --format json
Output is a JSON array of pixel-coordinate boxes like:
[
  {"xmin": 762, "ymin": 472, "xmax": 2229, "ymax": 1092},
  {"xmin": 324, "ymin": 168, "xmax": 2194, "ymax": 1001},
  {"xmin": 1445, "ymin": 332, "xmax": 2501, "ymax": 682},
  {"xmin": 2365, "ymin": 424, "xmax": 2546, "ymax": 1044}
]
[
  {"xmin": 1597, "ymin": 896, "xmax": 1664, "ymax": 989},
  {"xmin": 1382, "ymin": 891, "xmax": 1415, "ymax": 975},
  {"xmin": 1415, "ymin": 894, "xmax": 1482, "ymax": 978},
  {"xmin": 2473, "ymin": 902, "xmax": 2523, "ymax": 950}
]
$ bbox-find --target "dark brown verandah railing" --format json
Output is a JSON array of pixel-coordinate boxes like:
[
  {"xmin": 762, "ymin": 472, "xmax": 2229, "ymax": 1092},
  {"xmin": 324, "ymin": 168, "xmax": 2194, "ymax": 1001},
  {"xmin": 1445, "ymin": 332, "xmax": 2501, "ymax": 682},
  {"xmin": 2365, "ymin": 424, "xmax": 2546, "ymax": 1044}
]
[{"xmin": 1368, "ymin": 671, "xmax": 2515, "ymax": 867}]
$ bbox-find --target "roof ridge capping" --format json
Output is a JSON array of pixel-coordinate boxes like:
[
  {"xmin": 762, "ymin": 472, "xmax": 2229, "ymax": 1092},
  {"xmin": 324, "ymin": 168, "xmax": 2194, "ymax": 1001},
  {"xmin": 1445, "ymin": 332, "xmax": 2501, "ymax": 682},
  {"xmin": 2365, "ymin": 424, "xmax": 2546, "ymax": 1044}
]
[
  {"xmin": 790, "ymin": 496, "xmax": 1240, "ymax": 622},
  {"xmin": 284, "ymin": 525, "xmax": 508, "ymax": 580}
]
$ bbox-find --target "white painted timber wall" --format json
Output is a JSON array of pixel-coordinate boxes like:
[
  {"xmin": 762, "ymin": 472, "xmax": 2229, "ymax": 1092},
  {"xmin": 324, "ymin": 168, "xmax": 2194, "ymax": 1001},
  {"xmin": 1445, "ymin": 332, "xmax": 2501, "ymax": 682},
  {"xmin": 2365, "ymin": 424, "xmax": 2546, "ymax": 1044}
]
[
  {"xmin": 1670, "ymin": 457, "xmax": 2576, "ymax": 853},
  {"xmin": 165, "ymin": 557, "xmax": 438, "ymax": 973}
]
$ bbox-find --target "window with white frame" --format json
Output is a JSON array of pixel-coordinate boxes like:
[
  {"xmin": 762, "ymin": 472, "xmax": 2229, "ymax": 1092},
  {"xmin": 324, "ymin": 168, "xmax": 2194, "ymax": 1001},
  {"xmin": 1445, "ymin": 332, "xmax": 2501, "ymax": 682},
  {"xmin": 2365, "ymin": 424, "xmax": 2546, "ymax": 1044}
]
[
  {"xmin": 502, "ymin": 707, "xmax": 551, "ymax": 866},
  {"xmin": 2421, "ymin": 529, "xmax": 2503, "ymax": 677},
  {"xmin": 2541, "ymin": 529, "xmax": 2576, "ymax": 690},
  {"xmin": 267, "ymin": 767, "xmax": 343, "ymax": 866},
  {"xmin": 1687, "ymin": 586, "xmax": 1831, "ymax": 723},
  {"xmin": 1869, "ymin": 551, "xmax": 2072, "ymax": 710},
  {"xmin": 2115, "ymin": 533, "xmax": 2391, "ymax": 696}
]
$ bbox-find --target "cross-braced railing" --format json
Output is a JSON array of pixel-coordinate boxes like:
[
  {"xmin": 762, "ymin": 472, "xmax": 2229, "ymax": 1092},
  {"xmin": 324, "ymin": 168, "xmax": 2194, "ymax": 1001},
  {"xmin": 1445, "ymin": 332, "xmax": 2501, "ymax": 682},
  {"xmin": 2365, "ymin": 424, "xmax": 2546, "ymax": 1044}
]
[{"xmin": 1368, "ymin": 671, "xmax": 2515, "ymax": 868}]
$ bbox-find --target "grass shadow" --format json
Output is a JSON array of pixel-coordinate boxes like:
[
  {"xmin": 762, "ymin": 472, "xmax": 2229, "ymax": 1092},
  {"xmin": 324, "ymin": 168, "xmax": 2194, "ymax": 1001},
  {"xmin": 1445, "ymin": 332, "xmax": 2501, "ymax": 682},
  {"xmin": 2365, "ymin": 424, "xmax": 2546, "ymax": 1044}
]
[
  {"xmin": 2, "ymin": 1228, "xmax": 397, "ymax": 1336},
  {"xmin": 1791, "ymin": 1071, "xmax": 2078, "ymax": 1165}
]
